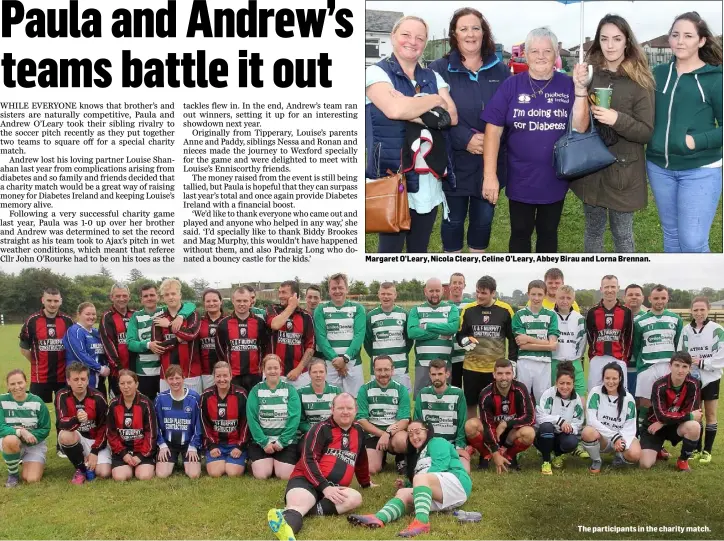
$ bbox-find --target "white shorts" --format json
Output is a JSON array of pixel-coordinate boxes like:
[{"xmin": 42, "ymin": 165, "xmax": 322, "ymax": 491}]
[
  {"xmin": 429, "ymin": 472, "xmax": 468, "ymax": 511},
  {"xmin": 516, "ymin": 359, "xmax": 551, "ymax": 402},
  {"xmin": 589, "ymin": 356, "xmax": 628, "ymax": 393},
  {"xmin": 326, "ymin": 363, "xmax": 364, "ymax": 398},
  {"xmin": 0, "ymin": 437, "xmax": 48, "ymax": 464},
  {"xmin": 201, "ymin": 375, "xmax": 215, "ymax": 390},
  {"xmin": 80, "ymin": 436, "xmax": 112, "ymax": 465},
  {"xmin": 636, "ymin": 363, "xmax": 671, "ymax": 400}
]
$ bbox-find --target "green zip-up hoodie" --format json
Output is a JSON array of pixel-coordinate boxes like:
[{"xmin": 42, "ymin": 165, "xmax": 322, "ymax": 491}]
[{"xmin": 646, "ymin": 61, "xmax": 722, "ymax": 170}]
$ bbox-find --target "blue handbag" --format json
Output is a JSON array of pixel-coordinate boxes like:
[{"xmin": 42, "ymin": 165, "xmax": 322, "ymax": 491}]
[{"xmin": 553, "ymin": 109, "xmax": 616, "ymax": 181}]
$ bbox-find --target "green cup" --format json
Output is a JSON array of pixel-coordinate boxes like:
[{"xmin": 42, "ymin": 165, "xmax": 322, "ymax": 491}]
[{"xmin": 589, "ymin": 87, "xmax": 613, "ymax": 109}]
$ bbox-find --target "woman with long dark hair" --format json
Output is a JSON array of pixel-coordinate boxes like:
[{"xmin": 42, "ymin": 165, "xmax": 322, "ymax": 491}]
[
  {"xmin": 347, "ymin": 420, "xmax": 472, "ymax": 538},
  {"xmin": 571, "ymin": 14, "xmax": 655, "ymax": 252},
  {"xmin": 581, "ymin": 362, "xmax": 640, "ymax": 473},
  {"xmin": 646, "ymin": 11, "xmax": 723, "ymax": 252},
  {"xmin": 428, "ymin": 8, "xmax": 509, "ymax": 253}
]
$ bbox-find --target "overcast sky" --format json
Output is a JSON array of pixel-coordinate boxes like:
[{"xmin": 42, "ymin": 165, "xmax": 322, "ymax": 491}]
[
  {"xmin": 3, "ymin": 256, "xmax": 722, "ymax": 296},
  {"xmin": 366, "ymin": 0, "xmax": 723, "ymax": 52}
]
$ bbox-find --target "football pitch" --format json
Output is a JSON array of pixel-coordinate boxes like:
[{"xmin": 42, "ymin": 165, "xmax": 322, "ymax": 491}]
[{"xmin": 0, "ymin": 323, "xmax": 722, "ymax": 540}]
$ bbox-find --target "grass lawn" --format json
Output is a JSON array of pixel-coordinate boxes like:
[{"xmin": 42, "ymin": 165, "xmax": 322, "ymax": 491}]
[
  {"xmin": 1, "ymin": 323, "xmax": 723, "ymax": 539},
  {"xmin": 365, "ymin": 188, "xmax": 724, "ymax": 253}
]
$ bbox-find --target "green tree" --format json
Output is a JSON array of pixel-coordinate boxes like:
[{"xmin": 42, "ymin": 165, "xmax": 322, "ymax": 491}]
[
  {"xmin": 191, "ymin": 278, "xmax": 210, "ymax": 297},
  {"xmin": 368, "ymin": 280, "xmax": 380, "ymax": 296},
  {"xmin": 349, "ymin": 280, "xmax": 369, "ymax": 296},
  {"xmin": 128, "ymin": 268, "xmax": 145, "ymax": 282},
  {"xmin": 98, "ymin": 265, "xmax": 114, "ymax": 279},
  {"xmin": 576, "ymin": 290, "xmax": 596, "ymax": 309}
]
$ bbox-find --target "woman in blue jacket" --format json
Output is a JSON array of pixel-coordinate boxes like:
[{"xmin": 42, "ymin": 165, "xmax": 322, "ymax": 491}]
[
  {"xmin": 63, "ymin": 303, "xmax": 110, "ymax": 392},
  {"xmin": 366, "ymin": 15, "xmax": 458, "ymax": 253},
  {"xmin": 429, "ymin": 8, "xmax": 509, "ymax": 253}
]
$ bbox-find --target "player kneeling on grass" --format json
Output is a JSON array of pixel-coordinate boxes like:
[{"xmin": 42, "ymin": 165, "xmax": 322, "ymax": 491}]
[
  {"xmin": 582, "ymin": 362, "xmax": 641, "ymax": 473},
  {"xmin": 200, "ymin": 361, "xmax": 249, "ymax": 478},
  {"xmin": 348, "ymin": 420, "xmax": 472, "ymax": 538},
  {"xmin": 55, "ymin": 362, "xmax": 111, "ymax": 484},
  {"xmin": 639, "ymin": 352, "xmax": 702, "ymax": 472},
  {"xmin": 247, "ymin": 354, "xmax": 302, "ymax": 480},
  {"xmin": 0, "ymin": 369, "xmax": 50, "ymax": 488},
  {"xmin": 267, "ymin": 393, "xmax": 372, "ymax": 541},
  {"xmin": 357, "ymin": 354, "xmax": 410, "ymax": 475},
  {"xmin": 107, "ymin": 370, "xmax": 158, "ymax": 481},
  {"xmin": 465, "ymin": 359, "xmax": 535, "ymax": 473},
  {"xmin": 534, "ymin": 361, "xmax": 584, "ymax": 475},
  {"xmin": 155, "ymin": 365, "xmax": 203, "ymax": 479}
]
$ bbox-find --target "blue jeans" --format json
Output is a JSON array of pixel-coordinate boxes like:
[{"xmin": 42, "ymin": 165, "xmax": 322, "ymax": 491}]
[
  {"xmin": 441, "ymin": 196, "xmax": 495, "ymax": 251},
  {"xmin": 646, "ymin": 161, "xmax": 722, "ymax": 252}
]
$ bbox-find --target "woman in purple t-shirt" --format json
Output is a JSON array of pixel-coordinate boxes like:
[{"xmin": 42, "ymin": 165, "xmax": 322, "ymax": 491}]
[{"xmin": 481, "ymin": 27, "xmax": 590, "ymax": 253}]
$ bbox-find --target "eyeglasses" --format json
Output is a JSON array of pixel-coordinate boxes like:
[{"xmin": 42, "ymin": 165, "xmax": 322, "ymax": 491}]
[{"xmin": 409, "ymin": 428, "xmax": 428, "ymax": 436}]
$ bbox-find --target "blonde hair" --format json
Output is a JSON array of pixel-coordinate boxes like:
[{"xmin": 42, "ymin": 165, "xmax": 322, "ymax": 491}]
[
  {"xmin": 391, "ymin": 15, "xmax": 429, "ymax": 38},
  {"xmin": 261, "ymin": 354, "xmax": 282, "ymax": 372},
  {"xmin": 76, "ymin": 302, "xmax": 95, "ymax": 315},
  {"xmin": 558, "ymin": 285, "xmax": 576, "ymax": 298},
  {"xmin": 159, "ymin": 278, "xmax": 182, "ymax": 296}
]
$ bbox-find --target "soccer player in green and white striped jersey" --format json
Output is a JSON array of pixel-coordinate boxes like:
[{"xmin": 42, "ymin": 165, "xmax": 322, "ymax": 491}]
[
  {"xmin": 247, "ymin": 355, "xmax": 302, "ymax": 480},
  {"xmin": 414, "ymin": 359, "xmax": 469, "ymax": 472},
  {"xmin": 249, "ymin": 286, "xmax": 268, "ymax": 319},
  {"xmin": 624, "ymin": 284, "xmax": 648, "ymax": 396},
  {"xmin": 314, "ymin": 273, "xmax": 367, "ymax": 397},
  {"xmin": 408, "ymin": 278, "xmax": 461, "ymax": 397},
  {"xmin": 365, "ymin": 282, "xmax": 413, "ymax": 393},
  {"xmin": 447, "ymin": 273, "xmax": 468, "ymax": 389},
  {"xmin": 512, "ymin": 280, "xmax": 560, "ymax": 402},
  {"xmin": 357, "ymin": 355, "xmax": 411, "ymax": 475},
  {"xmin": 297, "ymin": 358, "xmax": 341, "ymax": 435},
  {"xmin": 0, "ymin": 369, "xmax": 51, "ymax": 487},
  {"xmin": 632, "ymin": 285, "xmax": 683, "ymax": 433}
]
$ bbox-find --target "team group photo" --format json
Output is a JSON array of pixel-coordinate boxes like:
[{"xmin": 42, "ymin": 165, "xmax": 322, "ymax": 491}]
[{"xmin": 0, "ymin": 265, "xmax": 721, "ymax": 539}]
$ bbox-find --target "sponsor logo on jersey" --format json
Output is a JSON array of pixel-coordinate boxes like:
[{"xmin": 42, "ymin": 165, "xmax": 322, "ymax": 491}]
[
  {"xmin": 325, "ymin": 448, "xmax": 357, "ymax": 466},
  {"xmin": 605, "ymin": 315, "xmax": 613, "ymax": 327},
  {"xmin": 48, "ymin": 326, "xmax": 56, "ymax": 338},
  {"xmin": 218, "ymin": 406, "xmax": 226, "ymax": 418},
  {"xmin": 286, "ymin": 320, "xmax": 294, "ymax": 331},
  {"xmin": 213, "ymin": 419, "xmax": 238, "ymax": 433},
  {"xmin": 342, "ymin": 434, "xmax": 349, "ymax": 448},
  {"xmin": 277, "ymin": 332, "xmax": 303, "ymax": 346},
  {"xmin": 238, "ymin": 326, "xmax": 247, "ymax": 337},
  {"xmin": 118, "ymin": 332, "xmax": 127, "ymax": 345},
  {"xmin": 118, "ymin": 428, "xmax": 143, "ymax": 439},
  {"xmin": 201, "ymin": 337, "xmax": 216, "ymax": 349},
  {"xmin": 38, "ymin": 339, "xmax": 64, "ymax": 352},
  {"xmin": 229, "ymin": 338, "xmax": 258, "ymax": 351},
  {"xmin": 124, "ymin": 415, "xmax": 133, "ymax": 427}
]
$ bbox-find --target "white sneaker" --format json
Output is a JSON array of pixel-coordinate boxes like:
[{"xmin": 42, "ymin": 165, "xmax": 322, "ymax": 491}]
[{"xmin": 57, "ymin": 450, "xmax": 67, "ymax": 459}]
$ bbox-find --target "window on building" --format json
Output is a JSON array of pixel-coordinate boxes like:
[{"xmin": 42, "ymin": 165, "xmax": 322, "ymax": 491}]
[{"xmin": 366, "ymin": 38, "xmax": 380, "ymax": 57}]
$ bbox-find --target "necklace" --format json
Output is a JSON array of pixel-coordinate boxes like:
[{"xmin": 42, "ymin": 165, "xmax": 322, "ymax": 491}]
[{"xmin": 528, "ymin": 73, "xmax": 554, "ymax": 97}]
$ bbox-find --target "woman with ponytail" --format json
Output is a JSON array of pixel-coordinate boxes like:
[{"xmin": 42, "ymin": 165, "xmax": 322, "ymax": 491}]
[
  {"xmin": 646, "ymin": 11, "xmax": 723, "ymax": 252},
  {"xmin": 581, "ymin": 362, "xmax": 640, "ymax": 473},
  {"xmin": 571, "ymin": 14, "xmax": 655, "ymax": 253}
]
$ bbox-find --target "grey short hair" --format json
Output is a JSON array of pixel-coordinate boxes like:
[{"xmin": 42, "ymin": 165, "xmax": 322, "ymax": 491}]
[
  {"xmin": 525, "ymin": 27, "xmax": 559, "ymax": 58},
  {"xmin": 109, "ymin": 282, "xmax": 130, "ymax": 297}
]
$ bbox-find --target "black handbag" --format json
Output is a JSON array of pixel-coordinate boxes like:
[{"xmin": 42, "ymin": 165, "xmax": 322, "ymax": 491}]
[{"xmin": 553, "ymin": 109, "xmax": 616, "ymax": 181}]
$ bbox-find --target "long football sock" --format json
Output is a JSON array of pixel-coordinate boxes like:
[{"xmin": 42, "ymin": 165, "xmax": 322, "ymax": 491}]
[
  {"xmin": 582, "ymin": 440, "xmax": 601, "ymax": 462},
  {"xmin": 704, "ymin": 423, "xmax": 717, "ymax": 454},
  {"xmin": 467, "ymin": 432, "xmax": 486, "ymax": 455},
  {"xmin": 413, "ymin": 486, "xmax": 433, "ymax": 524},
  {"xmin": 60, "ymin": 440, "xmax": 86, "ymax": 470},
  {"xmin": 2, "ymin": 451, "xmax": 20, "ymax": 475},
  {"xmin": 282, "ymin": 509, "xmax": 303, "ymax": 535},
  {"xmin": 375, "ymin": 497, "xmax": 406, "ymax": 524},
  {"xmin": 680, "ymin": 437, "xmax": 698, "ymax": 460},
  {"xmin": 506, "ymin": 437, "xmax": 531, "ymax": 459}
]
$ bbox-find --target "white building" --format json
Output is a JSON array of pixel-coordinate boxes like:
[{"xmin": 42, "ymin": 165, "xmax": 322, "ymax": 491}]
[{"xmin": 366, "ymin": 10, "xmax": 404, "ymax": 67}]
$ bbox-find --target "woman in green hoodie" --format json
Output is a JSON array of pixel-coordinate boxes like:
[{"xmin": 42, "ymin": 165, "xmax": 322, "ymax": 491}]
[{"xmin": 646, "ymin": 11, "xmax": 723, "ymax": 253}]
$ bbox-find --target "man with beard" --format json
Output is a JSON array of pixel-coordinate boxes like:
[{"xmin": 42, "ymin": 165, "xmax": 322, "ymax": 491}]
[
  {"xmin": 413, "ymin": 359, "xmax": 469, "ymax": 472},
  {"xmin": 408, "ymin": 278, "xmax": 460, "ymax": 397},
  {"xmin": 465, "ymin": 359, "xmax": 535, "ymax": 472},
  {"xmin": 268, "ymin": 281, "xmax": 315, "ymax": 389},
  {"xmin": 267, "ymin": 393, "xmax": 372, "ymax": 541}
]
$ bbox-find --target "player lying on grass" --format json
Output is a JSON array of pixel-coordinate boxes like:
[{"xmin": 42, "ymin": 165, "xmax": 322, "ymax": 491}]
[
  {"xmin": 267, "ymin": 393, "xmax": 372, "ymax": 541},
  {"xmin": 348, "ymin": 419, "xmax": 472, "ymax": 538}
]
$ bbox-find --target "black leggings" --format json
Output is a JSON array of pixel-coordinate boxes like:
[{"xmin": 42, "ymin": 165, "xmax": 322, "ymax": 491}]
[
  {"xmin": 508, "ymin": 199, "xmax": 565, "ymax": 253},
  {"xmin": 378, "ymin": 207, "xmax": 438, "ymax": 253}
]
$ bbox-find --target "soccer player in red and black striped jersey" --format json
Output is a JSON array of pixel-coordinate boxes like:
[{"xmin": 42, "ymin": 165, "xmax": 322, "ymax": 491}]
[
  {"xmin": 215, "ymin": 287, "xmax": 269, "ymax": 392},
  {"xmin": 640, "ymin": 351, "xmax": 702, "ymax": 472},
  {"xmin": 465, "ymin": 359, "xmax": 535, "ymax": 473},
  {"xmin": 268, "ymin": 281, "xmax": 315, "ymax": 389},
  {"xmin": 55, "ymin": 362, "xmax": 111, "ymax": 483},
  {"xmin": 267, "ymin": 393, "xmax": 371, "ymax": 541},
  {"xmin": 198, "ymin": 288, "xmax": 225, "ymax": 390},
  {"xmin": 107, "ymin": 370, "xmax": 157, "ymax": 481},
  {"xmin": 99, "ymin": 283, "xmax": 136, "ymax": 398},
  {"xmin": 200, "ymin": 361, "xmax": 249, "ymax": 477},
  {"xmin": 153, "ymin": 279, "xmax": 202, "ymax": 394},
  {"xmin": 19, "ymin": 288, "xmax": 74, "ymax": 404},
  {"xmin": 586, "ymin": 275, "xmax": 633, "ymax": 392}
]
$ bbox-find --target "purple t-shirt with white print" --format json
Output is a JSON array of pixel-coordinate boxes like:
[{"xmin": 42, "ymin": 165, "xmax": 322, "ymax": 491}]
[{"xmin": 482, "ymin": 71, "xmax": 575, "ymax": 204}]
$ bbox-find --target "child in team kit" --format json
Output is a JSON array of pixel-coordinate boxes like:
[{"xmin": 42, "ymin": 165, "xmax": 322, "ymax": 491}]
[
  {"xmin": 551, "ymin": 286, "xmax": 587, "ymax": 396},
  {"xmin": 512, "ymin": 280, "xmax": 560, "ymax": 403},
  {"xmin": 535, "ymin": 362, "xmax": 586, "ymax": 475}
]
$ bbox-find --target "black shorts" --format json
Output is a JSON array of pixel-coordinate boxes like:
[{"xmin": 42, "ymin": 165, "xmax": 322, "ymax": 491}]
[
  {"xmin": 30, "ymin": 381, "xmax": 65, "ymax": 403},
  {"xmin": 284, "ymin": 476, "xmax": 339, "ymax": 516},
  {"xmin": 232, "ymin": 374, "xmax": 262, "ymax": 394},
  {"xmin": 247, "ymin": 441, "xmax": 299, "ymax": 464},
  {"xmin": 111, "ymin": 453, "xmax": 156, "ymax": 469},
  {"xmin": 137, "ymin": 376, "xmax": 160, "ymax": 402},
  {"xmin": 164, "ymin": 444, "xmax": 192, "ymax": 466},
  {"xmin": 702, "ymin": 378, "xmax": 720, "ymax": 401},
  {"xmin": 640, "ymin": 424, "xmax": 683, "ymax": 451},
  {"xmin": 463, "ymin": 369, "xmax": 494, "ymax": 407},
  {"xmin": 364, "ymin": 434, "xmax": 403, "ymax": 455},
  {"xmin": 451, "ymin": 362, "xmax": 463, "ymax": 389}
]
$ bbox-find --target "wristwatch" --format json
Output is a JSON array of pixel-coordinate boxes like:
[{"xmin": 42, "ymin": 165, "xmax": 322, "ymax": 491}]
[{"xmin": 342, "ymin": 354, "xmax": 351, "ymax": 364}]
